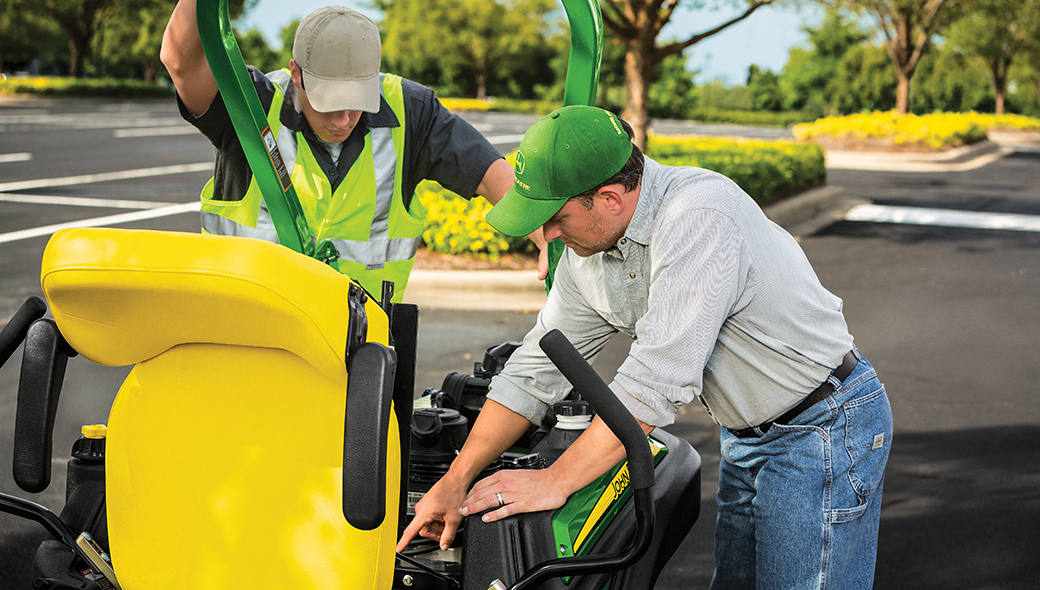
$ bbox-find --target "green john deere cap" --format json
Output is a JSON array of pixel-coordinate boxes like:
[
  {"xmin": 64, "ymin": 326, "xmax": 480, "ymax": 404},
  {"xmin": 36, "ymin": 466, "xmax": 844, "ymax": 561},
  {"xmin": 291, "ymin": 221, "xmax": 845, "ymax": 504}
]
[{"xmin": 486, "ymin": 105, "xmax": 634, "ymax": 237}]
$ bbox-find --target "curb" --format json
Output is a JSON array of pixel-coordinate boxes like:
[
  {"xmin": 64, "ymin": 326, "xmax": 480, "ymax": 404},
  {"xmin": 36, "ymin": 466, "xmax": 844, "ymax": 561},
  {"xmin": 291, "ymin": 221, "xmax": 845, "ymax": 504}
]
[
  {"xmin": 403, "ymin": 269, "xmax": 547, "ymax": 312},
  {"xmin": 404, "ymin": 185, "xmax": 851, "ymax": 311},
  {"xmin": 825, "ymin": 140, "xmax": 1011, "ymax": 172}
]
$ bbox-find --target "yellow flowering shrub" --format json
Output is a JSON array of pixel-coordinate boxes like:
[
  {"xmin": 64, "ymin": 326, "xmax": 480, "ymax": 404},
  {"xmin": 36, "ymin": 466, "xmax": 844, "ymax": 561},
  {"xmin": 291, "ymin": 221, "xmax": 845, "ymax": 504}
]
[
  {"xmin": 960, "ymin": 112, "xmax": 1040, "ymax": 132},
  {"xmin": 0, "ymin": 75, "xmax": 170, "ymax": 97},
  {"xmin": 437, "ymin": 98, "xmax": 496, "ymax": 112},
  {"xmin": 417, "ymin": 181, "xmax": 533, "ymax": 259},
  {"xmin": 792, "ymin": 111, "xmax": 998, "ymax": 151}
]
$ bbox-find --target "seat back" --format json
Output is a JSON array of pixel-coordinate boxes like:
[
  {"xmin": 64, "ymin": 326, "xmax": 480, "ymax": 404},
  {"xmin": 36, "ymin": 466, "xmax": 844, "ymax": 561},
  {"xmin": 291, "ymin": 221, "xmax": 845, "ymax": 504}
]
[{"xmin": 41, "ymin": 228, "xmax": 399, "ymax": 590}]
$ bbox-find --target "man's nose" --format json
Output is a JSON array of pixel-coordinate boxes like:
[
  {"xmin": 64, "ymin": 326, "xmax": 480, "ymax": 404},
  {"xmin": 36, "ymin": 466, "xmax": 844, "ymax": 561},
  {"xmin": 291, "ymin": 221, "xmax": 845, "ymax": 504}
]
[
  {"xmin": 330, "ymin": 110, "xmax": 354, "ymax": 128},
  {"xmin": 542, "ymin": 221, "xmax": 561, "ymax": 242}
]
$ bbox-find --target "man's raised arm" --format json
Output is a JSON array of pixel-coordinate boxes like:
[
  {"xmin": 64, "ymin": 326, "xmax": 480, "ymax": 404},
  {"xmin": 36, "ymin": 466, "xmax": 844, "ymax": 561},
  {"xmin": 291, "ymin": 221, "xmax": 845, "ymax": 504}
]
[{"xmin": 160, "ymin": 0, "xmax": 219, "ymax": 117}]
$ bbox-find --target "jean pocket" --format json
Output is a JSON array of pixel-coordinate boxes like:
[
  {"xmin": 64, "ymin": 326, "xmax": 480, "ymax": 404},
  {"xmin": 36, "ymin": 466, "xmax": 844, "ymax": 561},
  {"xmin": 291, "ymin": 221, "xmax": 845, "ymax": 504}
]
[
  {"xmin": 842, "ymin": 386, "xmax": 893, "ymax": 498},
  {"xmin": 831, "ymin": 498, "xmax": 870, "ymax": 524}
]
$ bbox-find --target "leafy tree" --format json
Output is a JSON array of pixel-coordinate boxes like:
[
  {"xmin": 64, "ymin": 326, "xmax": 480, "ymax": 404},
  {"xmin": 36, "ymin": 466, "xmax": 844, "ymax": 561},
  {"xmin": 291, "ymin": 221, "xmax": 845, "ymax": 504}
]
[
  {"xmin": 779, "ymin": 8, "xmax": 868, "ymax": 115},
  {"xmin": 649, "ymin": 52, "xmax": 699, "ymax": 118},
  {"xmin": 828, "ymin": 43, "xmax": 897, "ymax": 112},
  {"xmin": 601, "ymin": 0, "xmax": 781, "ymax": 150},
  {"xmin": 380, "ymin": 0, "xmax": 557, "ymax": 100},
  {"xmin": 94, "ymin": 0, "xmax": 176, "ymax": 79},
  {"xmin": 43, "ymin": 0, "xmax": 117, "ymax": 77},
  {"xmin": 237, "ymin": 29, "xmax": 281, "ymax": 74},
  {"xmin": 747, "ymin": 64, "xmax": 783, "ymax": 111},
  {"xmin": 910, "ymin": 41, "xmax": 993, "ymax": 113},
  {"xmin": 944, "ymin": 0, "xmax": 1040, "ymax": 114},
  {"xmin": 818, "ymin": 0, "xmax": 964, "ymax": 113},
  {"xmin": 698, "ymin": 79, "xmax": 754, "ymax": 110},
  {"xmin": 0, "ymin": 0, "xmax": 65, "ymax": 73},
  {"xmin": 42, "ymin": 0, "xmax": 251, "ymax": 78}
]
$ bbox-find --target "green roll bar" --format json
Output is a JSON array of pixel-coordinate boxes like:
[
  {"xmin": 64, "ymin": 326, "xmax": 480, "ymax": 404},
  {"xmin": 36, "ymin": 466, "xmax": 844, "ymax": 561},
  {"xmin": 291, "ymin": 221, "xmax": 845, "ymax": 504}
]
[
  {"xmin": 196, "ymin": 0, "xmax": 316, "ymax": 258},
  {"xmin": 194, "ymin": 0, "xmax": 604, "ymax": 281},
  {"xmin": 548, "ymin": 0, "xmax": 604, "ymax": 291}
]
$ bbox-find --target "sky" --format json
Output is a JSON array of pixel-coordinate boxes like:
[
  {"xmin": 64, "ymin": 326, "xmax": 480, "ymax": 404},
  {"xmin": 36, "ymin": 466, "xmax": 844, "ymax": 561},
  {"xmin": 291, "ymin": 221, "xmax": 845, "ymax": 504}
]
[{"xmin": 239, "ymin": 1, "xmax": 825, "ymax": 86}]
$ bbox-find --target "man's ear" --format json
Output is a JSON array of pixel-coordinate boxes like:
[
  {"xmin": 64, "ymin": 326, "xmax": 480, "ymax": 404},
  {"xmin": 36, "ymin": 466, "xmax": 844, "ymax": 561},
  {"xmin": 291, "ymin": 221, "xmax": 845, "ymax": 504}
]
[
  {"xmin": 289, "ymin": 60, "xmax": 302, "ymax": 89},
  {"xmin": 597, "ymin": 185, "xmax": 628, "ymax": 216}
]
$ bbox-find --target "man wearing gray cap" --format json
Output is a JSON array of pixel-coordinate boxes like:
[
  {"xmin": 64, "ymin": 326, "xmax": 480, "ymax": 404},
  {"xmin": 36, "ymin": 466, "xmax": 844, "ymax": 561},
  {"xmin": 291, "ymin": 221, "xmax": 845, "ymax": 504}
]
[{"xmin": 161, "ymin": 1, "xmax": 538, "ymax": 300}]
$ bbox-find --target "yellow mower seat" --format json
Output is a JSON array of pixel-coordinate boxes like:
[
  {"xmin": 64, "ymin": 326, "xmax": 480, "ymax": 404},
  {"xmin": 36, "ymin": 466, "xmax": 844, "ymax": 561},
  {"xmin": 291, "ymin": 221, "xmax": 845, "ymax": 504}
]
[{"xmin": 40, "ymin": 228, "xmax": 399, "ymax": 590}]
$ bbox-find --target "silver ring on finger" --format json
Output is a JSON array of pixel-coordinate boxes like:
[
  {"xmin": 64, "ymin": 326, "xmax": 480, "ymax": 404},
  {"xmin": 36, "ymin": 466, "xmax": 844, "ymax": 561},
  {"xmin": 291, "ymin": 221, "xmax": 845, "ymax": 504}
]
[{"xmin": 496, "ymin": 492, "xmax": 505, "ymax": 508}]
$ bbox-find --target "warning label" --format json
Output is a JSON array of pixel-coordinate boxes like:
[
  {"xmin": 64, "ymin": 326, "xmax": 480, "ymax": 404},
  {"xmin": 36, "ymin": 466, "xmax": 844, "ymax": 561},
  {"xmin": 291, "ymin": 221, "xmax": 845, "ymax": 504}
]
[{"xmin": 262, "ymin": 126, "xmax": 292, "ymax": 191}]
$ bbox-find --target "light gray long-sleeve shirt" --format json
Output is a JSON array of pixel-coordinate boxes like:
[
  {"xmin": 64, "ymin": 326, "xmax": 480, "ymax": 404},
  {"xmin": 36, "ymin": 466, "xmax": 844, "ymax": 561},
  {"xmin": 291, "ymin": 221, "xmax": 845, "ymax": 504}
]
[{"xmin": 486, "ymin": 157, "xmax": 855, "ymax": 430}]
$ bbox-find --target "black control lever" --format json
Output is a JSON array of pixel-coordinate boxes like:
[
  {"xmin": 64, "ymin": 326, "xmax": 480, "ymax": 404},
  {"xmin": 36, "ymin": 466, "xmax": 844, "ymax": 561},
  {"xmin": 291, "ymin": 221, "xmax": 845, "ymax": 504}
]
[{"xmin": 499, "ymin": 329, "xmax": 656, "ymax": 590}]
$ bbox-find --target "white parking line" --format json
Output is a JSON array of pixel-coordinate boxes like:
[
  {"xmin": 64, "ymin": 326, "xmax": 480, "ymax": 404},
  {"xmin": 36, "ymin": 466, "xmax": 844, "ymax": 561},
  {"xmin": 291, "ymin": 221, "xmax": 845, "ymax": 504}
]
[
  {"xmin": 0, "ymin": 152, "xmax": 32, "ymax": 163},
  {"xmin": 0, "ymin": 113, "xmax": 185, "ymax": 128},
  {"xmin": 0, "ymin": 162, "xmax": 211, "ymax": 192},
  {"xmin": 0, "ymin": 201, "xmax": 201, "ymax": 245},
  {"xmin": 115, "ymin": 126, "xmax": 199, "ymax": 138},
  {"xmin": 486, "ymin": 134, "xmax": 525, "ymax": 145},
  {"xmin": 0, "ymin": 193, "xmax": 181, "ymax": 209},
  {"xmin": 845, "ymin": 204, "xmax": 1040, "ymax": 232}
]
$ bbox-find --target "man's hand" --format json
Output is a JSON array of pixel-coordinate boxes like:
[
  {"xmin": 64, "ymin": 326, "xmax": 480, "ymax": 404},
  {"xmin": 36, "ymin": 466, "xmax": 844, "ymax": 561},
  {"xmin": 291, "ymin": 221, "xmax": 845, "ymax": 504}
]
[
  {"xmin": 397, "ymin": 476, "xmax": 468, "ymax": 552},
  {"xmin": 530, "ymin": 226, "xmax": 549, "ymax": 281},
  {"xmin": 461, "ymin": 466, "xmax": 569, "ymax": 523}
]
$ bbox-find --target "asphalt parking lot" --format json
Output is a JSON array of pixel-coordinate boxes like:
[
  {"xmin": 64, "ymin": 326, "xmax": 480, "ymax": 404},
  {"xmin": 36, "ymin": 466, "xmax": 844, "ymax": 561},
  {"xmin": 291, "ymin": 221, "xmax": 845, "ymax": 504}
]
[{"xmin": 2, "ymin": 96, "xmax": 1040, "ymax": 588}]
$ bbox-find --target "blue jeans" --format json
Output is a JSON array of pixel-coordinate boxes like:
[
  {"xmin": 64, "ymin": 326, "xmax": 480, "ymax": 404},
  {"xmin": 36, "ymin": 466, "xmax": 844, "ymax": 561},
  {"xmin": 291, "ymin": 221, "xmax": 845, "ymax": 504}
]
[{"xmin": 709, "ymin": 351, "xmax": 892, "ymax": 590}]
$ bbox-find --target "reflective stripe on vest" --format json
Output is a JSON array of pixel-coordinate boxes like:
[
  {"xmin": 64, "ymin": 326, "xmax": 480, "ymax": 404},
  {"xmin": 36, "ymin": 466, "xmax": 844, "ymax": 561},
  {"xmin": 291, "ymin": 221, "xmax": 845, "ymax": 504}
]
[{"xmin": 200, "ymin": 71, "xmax": 424, "ymax": 301}]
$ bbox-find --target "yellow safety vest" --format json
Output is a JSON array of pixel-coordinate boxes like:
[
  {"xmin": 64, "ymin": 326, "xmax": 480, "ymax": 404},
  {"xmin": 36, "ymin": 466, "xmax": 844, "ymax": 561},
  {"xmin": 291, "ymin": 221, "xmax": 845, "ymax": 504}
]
[{"xmin": 200, "ymin": 71, "xmax": 426, "ymax": 302}]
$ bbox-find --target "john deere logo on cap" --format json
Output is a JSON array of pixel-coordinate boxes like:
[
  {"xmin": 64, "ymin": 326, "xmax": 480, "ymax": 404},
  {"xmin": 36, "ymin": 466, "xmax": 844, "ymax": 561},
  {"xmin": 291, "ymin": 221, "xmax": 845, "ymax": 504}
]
[{"xmin": 515, "ymin": 152, "xmax": 525, "ymax": 175}]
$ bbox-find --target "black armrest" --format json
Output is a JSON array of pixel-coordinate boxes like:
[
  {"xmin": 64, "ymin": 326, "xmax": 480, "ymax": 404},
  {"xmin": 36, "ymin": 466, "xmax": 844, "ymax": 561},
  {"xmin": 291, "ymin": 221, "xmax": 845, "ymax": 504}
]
[
  {"xmin": 0, "ymin": 297, "xmax": 47, "ymax": 370},
  {"xmin": 342, "ymin": 342, "xmax": 397, "ymax": 530},
  {"xmin": 14, "ymin": 318, "xmax": 77, "ymax": 494}
]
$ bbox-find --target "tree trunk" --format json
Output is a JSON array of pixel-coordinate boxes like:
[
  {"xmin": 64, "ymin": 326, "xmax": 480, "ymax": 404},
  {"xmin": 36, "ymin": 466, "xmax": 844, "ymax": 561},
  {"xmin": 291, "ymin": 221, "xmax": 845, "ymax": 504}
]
[
  {"xmin": 621, "ymin": 39, "xmax": 651, "ymax": 152},
  {"xmin": 68, "ymin": 37, "xmax": 86, "ymax": 77},
  {"xmin": 475, "ymin": 59, "xmax": 491, "ymax": 100},
  {"xmin": 895, "ymin": 70, "xmax": 911, "ymax": 114}
]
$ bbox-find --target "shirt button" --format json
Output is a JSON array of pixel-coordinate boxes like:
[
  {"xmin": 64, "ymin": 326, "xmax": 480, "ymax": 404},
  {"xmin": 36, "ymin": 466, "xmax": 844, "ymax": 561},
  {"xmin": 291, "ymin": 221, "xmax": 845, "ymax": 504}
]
[
  {"xmin": 620, "ymin": 238, "xmax": 627, "ymax": 245},
  {"xmin": 629, "ymin": 272, "xmax": 636, "ymax": 279}
]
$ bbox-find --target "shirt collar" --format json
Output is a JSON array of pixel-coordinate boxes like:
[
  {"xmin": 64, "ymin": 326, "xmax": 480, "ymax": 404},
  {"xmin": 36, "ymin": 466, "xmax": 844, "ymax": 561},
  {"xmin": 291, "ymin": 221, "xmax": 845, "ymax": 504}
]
[{"xmin": 622, "ymin": 155, "xmax": 656, "ymax": 247}]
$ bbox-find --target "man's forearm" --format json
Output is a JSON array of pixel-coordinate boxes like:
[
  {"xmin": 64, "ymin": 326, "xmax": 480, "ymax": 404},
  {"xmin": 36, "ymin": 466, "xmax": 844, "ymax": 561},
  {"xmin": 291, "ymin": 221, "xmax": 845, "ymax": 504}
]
[
  {"xmin": 546, "ymin": 415, "xmax": 655, "ymax": 496},
  {"xmin": 443, "ymin": 399, "xmax": 532, "ymax": 488}
]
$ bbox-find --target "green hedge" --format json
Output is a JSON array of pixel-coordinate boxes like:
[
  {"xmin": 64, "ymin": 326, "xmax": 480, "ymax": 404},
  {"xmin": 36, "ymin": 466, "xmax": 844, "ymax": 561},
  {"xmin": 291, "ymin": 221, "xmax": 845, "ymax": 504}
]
[
  {"xmin": 0, "ymin": 75, "xmax": 172, "ymax": 98},
  {"xmin": 646, "ymin": 135, "xmax": 826, "ymax": 206},
  {"xmin": 686, "ymin": 108, "xmax": 818, "ymax": 128}
]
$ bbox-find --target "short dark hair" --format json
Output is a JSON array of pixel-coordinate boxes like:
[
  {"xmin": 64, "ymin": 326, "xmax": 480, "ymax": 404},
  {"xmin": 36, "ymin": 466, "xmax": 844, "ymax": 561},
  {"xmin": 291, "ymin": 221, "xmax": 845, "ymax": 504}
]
[{"xmin": 570, "ymin": 116, "xmax": 643, "ymax": 209}]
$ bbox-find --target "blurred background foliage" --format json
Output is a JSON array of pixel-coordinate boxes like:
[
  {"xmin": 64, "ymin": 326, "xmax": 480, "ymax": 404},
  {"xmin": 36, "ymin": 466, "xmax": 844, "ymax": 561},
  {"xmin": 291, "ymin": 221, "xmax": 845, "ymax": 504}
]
[{"xmin": 4, "ymin": 0, "xmax": 1040, "ymax": 122}]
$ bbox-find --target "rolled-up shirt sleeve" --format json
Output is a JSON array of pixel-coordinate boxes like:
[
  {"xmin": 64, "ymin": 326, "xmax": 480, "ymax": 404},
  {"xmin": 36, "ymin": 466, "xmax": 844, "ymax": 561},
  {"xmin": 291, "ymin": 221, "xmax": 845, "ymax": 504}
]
[
  {"xmin": 610, "ymin": 208, "xmax": 749, "ymax": 427},
  {"xmin": 486, "ymin": 256, "xmax": 619, "ymax": 425}
]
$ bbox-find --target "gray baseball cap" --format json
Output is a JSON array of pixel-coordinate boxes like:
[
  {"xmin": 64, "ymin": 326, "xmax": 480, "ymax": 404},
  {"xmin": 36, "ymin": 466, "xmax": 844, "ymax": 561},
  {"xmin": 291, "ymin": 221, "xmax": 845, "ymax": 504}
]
[{"xmin": 293, "ymin": 6, "xmax": 381, "ymax": 113}]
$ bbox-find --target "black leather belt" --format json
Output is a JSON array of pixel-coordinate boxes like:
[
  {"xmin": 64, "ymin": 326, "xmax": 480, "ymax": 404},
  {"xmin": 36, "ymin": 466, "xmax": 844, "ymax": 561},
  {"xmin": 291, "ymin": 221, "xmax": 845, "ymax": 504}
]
[{"xmin": 728, "ymin": 351, "xmax": 858, "ymax": 438}]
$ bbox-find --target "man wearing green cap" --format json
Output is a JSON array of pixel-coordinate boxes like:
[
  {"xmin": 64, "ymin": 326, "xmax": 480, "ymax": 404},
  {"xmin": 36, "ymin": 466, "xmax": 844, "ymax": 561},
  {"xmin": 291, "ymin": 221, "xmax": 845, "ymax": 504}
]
[{"xmin": 400, "ymin": 105, "xmax": 892, "ymax": 589}]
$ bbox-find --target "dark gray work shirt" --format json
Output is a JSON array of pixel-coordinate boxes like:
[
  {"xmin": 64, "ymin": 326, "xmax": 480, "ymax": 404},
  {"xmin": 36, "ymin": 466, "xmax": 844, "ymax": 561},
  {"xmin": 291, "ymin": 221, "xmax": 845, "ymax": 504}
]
[{"xmin": 178, "ymin": 67, "xmax": 503, "ymax": 211}]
